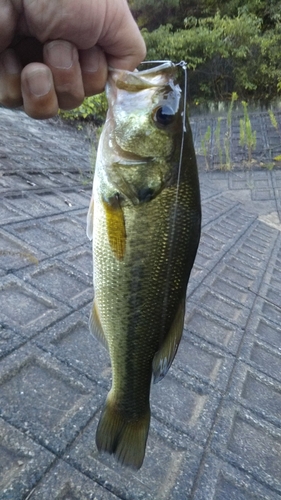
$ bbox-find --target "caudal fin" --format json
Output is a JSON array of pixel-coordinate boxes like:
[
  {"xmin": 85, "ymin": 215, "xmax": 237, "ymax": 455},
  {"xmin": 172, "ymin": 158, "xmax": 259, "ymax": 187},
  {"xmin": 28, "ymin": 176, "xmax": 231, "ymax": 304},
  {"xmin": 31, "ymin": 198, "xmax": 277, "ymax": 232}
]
[{"xmin": 96, "ymin": 397, "xmax": 150, "ymax": 469}]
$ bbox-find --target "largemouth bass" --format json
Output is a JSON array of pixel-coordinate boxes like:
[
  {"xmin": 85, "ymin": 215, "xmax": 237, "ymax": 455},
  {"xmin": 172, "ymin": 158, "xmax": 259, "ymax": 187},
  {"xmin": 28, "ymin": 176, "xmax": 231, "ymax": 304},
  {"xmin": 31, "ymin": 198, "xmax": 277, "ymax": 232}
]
[{"xmin": 87, "ymin": 61, "xmax": 201, "ymax": 469}]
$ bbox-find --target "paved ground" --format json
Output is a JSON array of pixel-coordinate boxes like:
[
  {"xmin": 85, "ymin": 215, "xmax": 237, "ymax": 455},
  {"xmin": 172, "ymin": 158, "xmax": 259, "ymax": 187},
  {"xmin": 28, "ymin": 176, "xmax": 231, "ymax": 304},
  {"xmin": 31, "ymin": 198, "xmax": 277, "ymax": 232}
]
[{"xmin": 0, "ymin": 106, "xmax": 281, "ymax": 500}]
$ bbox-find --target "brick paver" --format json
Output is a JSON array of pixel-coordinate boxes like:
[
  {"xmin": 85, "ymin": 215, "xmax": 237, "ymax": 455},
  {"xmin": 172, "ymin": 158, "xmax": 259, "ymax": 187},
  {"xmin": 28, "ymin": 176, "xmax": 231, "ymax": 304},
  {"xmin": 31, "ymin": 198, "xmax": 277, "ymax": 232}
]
[{"xmin": 0, "ymin": 107, "xmax": 281, "ymax": 499}]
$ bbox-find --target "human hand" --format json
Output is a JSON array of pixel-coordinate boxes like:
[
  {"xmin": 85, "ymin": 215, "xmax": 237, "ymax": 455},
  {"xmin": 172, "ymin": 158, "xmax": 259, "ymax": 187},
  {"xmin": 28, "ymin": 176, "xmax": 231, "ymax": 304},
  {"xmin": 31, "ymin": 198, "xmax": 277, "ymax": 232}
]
[{"xmin": 0, "ymin": 0, "xmax": 146, "ymax": 118}]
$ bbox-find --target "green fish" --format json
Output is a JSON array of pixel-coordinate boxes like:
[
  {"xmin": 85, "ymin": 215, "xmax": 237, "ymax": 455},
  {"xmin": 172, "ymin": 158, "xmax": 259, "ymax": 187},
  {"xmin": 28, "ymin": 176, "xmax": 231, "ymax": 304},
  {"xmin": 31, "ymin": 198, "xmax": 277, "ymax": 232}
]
[{"xmin": 87, "ymin": 61, "xmax": 201, "ymax": 469}]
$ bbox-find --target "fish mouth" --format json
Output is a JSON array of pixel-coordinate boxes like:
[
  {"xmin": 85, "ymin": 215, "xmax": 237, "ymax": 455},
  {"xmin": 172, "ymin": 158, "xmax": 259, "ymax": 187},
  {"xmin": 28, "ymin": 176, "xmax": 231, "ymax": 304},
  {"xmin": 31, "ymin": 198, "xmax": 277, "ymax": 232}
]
[
  {"xmin": 113, "ymin": 141, "xmax": 154, "ymax": 165},
  {"xmin": 108, "ymin": 61, "xmax": 177, "ymax": 91}
]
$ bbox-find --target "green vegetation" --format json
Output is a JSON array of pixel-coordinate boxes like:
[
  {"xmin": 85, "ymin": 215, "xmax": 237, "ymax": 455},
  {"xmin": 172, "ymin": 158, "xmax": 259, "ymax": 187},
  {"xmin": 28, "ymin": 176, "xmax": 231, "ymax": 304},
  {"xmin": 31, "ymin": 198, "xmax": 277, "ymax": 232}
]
[
  {"xmin": 133, "ymin": 0, "xmax": 281, "ymax": 103},
  {"xmin": 201, "ymin": 125, "xmax": 212, "ymax": 170},
  {"xmin": 59, "ymin": 93, "xmax": 107, "ymax": 123},
  {"xmin": 214, "ymin": 117, "xmax": 223, "ymax": 169},
  {"xmin": 239, "ymin": 101, "xmax": 257, "ymax": 163},
  {"xmin": 61, "ymin": 1, "xmax": 281, "ymax": 124}
]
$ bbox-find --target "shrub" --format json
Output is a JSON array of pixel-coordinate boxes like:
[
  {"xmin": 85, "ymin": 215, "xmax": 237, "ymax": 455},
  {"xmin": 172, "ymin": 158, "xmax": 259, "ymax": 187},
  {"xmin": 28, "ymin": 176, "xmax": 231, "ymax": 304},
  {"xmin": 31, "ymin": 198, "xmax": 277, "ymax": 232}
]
[{"xmin": 59, "ymin": 92, "xmax": 108, "ymax": 123}]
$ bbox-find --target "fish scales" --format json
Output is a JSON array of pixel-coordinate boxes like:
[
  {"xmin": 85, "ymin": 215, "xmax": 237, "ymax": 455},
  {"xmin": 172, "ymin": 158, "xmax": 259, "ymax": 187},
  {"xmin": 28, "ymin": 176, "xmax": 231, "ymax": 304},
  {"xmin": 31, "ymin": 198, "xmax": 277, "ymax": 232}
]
[{"xmin": 87, "ymin": 61, "xmax": 201, "ymax": 469}]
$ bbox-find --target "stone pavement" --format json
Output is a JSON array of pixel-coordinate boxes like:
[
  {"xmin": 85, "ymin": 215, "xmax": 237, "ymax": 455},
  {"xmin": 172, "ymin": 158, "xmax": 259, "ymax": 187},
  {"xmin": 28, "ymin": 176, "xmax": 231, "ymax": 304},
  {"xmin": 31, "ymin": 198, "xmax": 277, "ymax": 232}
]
[{"xmin": 0, "ymin": 106, "xmax": 281, "ymax": 500}]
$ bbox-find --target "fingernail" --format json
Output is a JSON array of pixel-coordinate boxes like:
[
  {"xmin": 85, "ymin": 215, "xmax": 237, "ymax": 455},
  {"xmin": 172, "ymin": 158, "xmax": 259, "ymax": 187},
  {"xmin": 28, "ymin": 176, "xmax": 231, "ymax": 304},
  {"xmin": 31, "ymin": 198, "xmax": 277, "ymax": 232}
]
[
  {"xmin": 81, "ymin": 46, "xmax": 100, "ymax": 72},
  {"xmin": 46, "ymin": 41, "xmax": 74, "ymax": 69},
  {"xmin": 26, "ymin": 69, "xmax": 52, "ymax": 97},
  {"xmin": 2, "ymin": 49, "xmax": 21, "ymax": 75}
]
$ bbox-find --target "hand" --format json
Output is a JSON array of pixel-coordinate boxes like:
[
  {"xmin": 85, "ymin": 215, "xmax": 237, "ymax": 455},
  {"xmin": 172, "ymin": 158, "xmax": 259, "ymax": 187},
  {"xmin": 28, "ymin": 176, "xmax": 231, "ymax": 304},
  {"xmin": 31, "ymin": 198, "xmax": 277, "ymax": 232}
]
[{"xmin": 0, "ymin": 0, "xmax": 146, "ymax": 118}]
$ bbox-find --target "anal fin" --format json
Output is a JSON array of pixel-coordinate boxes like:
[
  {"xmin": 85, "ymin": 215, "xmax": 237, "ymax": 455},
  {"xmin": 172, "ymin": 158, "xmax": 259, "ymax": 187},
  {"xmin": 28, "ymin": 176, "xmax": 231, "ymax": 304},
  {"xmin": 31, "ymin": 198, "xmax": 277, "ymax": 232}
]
[
  {"xmin": 89, "ymin": 300, "xmax": 108, "ymax": 351},
  {"xmin": 152, "ymin": 298, "xmax": 185, "ymax": 384}
]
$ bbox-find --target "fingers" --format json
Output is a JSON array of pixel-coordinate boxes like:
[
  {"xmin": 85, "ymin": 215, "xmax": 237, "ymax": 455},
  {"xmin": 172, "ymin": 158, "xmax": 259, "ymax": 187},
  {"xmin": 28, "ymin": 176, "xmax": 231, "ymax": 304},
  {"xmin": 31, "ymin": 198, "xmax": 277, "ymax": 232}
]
[
  {"xmin": 43, "ymin": 40, "xmax": 85, "ymax": 110},
  {"xmin": 0, "ymin": 40, "xmax": 108, "ymax": 119},
  {"xmin": 0, "ymin": 49, "xmax": 22, "ymax": 107},
  {"xmin": 79, "ymin": 46, "xmax": 108, "ymax": 97},
  {"xmin": 0, "ymin": 2, "xmax": 17, "ymax": 52},
  {"xmin": 100, "ymin": 0, "xmax": 146, "ymax": 71},
  {"xmin": 21, "ymin": 63, "xmax": 59, "ymax": 119}
]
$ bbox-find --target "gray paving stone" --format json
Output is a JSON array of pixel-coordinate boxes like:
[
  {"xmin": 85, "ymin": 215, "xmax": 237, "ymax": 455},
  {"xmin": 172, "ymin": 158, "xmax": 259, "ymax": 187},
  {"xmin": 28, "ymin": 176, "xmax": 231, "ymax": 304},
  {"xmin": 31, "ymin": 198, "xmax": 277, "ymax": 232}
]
[
  {"xmin": 30, "ymin": 190, "xmax": 79, "ymax": 213},
  {"xmin": 16, "ymin": 259, "xmax": 92, "ymax": 309},
  {"xmin": 247, "ymin": 314, "xmax": 281, "ymax": 351},
  {"xmin": 7, "ymin": 220, "xmax": 73, "ymax": 256},
  {"xmin": 0, "ymin": 198, "xmax": 29, "ymax": 224},
  {"xmin": 71, "ymin": 208, "xmax": 89, "ymax": 224},
  {"xmin": 228, "ymin": 171, "xmax": 255, "ymax": 190},
  {"xmin": 173, "ymin": 333, "xmax": 235, "ymax": 391},
  {"xmin": 1, "ymin": 172, "xmax": 35, "ymax": 191},
  {"xmin": 34, "ymin": 309, "xmax": 110, "ymax": 386},
  {"xmin": 28, "ymin": 460, "xmax": 119, "ymax": 500},
  {"xmin": 65, "ymin": 414, "xmax": 203, "ymax": 500},
  {"xmin": 184, "ymin": 304, "xmax": 244, "ymax": 354},
  {"xmin": 239, "ymin": 335, "xmax": 281, "ymax": 384},
  {"xmin": 0, "ymin": 275, "xmax": 71, "ymax": 338},
  {"xmin": 187, "ymin": 212, "xmax": 259, "ymax": 295},
  {"xmin": 229, "ymin": 361, "xmax": 281, "ymax": 428},
  {"xmin": 1, "ymin": 106, "xmax": 281, "ymax": 499},
  {"xmin": 192, "ymin": 453, "xmax": 281, "ymax": 500},
  {"xmin": 0, "ymin": 228, "xmax": 46, "ymax": 273},
  {"xmin": 151, "ymin": 369, "xmax": 221, "ymax": 445},
  {"xmin": 0, "ymin": 344, "xmax": 103, "ymax": 454},
  {"xmin": 26, "ymin": 171, "xmax": 78, "ymax": 188},
  {"xmin": 211, "ymin": 401, "xmax": 281, "ymax": 495},
  {"xmin": 188, "ymin": 285, "xmax": 251, "ymax": 329},
  {"xmin": 45, "ymin": 213, "xmax": 88, "ymax": 241},
  {"xmin": 3, "ymin": 192, "xmax": 59, "ymax": 218},
  {"xmin": 0, "ymin": 418, "xmax": 55, "ymax": 500},
  {"xmin": 252, "ymin": 188, "xmax": 277, "ymax": 201},
  {"xmin": 34, "ymin": 188, "xmax": 90, "ymax": 212},
  {"xmin": 203, "ymin": 274, "xmax": 254, "ymax": 306},
  {"xmin": 58, "ymin": 187, "xmax": 91, "ymax": 209},
  {"xmin": 216, "ymin": 262, "xmax": 256, "ymax": 290},
  {"xmin": 255, "ymin": 295, "xmax": 281, "ymax": 326},
  {"xmin": 0, "ymin": 325, "xmax": 26, "ymax": 359},
  {"xmin": 58, "ymin": 246, "xmax": 93, "ymax": 278}
]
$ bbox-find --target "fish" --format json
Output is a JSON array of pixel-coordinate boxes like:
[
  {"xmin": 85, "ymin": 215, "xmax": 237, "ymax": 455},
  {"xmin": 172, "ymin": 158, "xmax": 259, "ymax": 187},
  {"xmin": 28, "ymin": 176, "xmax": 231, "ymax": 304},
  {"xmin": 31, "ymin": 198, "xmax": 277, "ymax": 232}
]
[{"xmin": 87, "ymin": 61, "xmax": 201, "ymax": 469}]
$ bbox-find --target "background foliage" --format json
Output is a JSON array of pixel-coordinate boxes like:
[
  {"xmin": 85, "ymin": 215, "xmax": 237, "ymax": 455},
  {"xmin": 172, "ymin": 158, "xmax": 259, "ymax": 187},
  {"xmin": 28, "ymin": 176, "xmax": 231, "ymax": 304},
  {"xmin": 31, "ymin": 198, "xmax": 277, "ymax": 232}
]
[
  {"xmin": 137, "ymin": 0, "xmax": 281, "ymax": 102},
  {"xmin": 62, "ymin": 0, "xmax": 281, "ymax": 121}
]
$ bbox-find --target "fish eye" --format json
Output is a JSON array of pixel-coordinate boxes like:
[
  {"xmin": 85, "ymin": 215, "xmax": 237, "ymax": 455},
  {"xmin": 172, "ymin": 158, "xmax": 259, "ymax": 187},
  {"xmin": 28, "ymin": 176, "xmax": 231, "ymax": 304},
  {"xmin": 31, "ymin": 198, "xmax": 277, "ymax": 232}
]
[{"xmin": 154, "ymin": 106, "xmax": 175, "ymax": 126}]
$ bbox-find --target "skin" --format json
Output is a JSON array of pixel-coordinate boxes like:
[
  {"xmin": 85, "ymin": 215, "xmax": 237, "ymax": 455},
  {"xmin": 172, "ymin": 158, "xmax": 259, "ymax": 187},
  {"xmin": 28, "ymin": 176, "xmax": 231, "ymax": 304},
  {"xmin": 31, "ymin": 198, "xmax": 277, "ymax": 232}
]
[{"xmin": 0, "ymin": 0, "xmax": 146, "ymax": 118}]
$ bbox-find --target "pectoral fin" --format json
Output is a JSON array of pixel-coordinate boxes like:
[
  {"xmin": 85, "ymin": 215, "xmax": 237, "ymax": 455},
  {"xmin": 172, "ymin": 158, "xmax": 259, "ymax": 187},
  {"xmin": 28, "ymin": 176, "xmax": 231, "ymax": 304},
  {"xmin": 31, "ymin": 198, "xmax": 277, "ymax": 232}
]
[
  {"xmin": 103, "ymin": 195, "xmax": 126, "ymax": 260},
  {"xmin": 152, "ymin": 298, "xmax": 185, "ymax": 384},
  {"xmin": 86, "ymin": 197, "xmax": 94, "ymax": 240},
  {"xmin": 89, "ymin": 300, "xmax": 109, "ymax": 351}
]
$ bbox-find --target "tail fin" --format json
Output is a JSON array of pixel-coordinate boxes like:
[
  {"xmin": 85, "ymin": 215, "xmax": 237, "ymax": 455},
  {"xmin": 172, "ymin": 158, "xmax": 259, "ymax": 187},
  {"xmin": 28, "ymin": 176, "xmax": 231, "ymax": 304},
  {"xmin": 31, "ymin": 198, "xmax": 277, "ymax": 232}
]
[{"xmin": 96, "ymin": 396, "xmax": 150, "ymax": 469}]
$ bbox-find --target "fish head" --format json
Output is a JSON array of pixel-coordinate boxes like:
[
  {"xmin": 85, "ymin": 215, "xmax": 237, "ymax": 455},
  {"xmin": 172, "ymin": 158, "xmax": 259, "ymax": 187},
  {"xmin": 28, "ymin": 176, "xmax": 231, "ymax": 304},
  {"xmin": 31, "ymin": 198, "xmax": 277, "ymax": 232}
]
[{"xmin": 106, "ymin": 62, "xmax": 183, "ymax": 160}]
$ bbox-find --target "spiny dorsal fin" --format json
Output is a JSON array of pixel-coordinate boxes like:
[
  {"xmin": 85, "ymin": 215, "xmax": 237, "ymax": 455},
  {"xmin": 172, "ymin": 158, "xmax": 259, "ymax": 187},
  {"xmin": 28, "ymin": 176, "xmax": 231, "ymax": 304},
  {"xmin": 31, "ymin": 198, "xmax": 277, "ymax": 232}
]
[{"xmin": 152, "ymin": 298, "xmax": 185, "ymax": 384}]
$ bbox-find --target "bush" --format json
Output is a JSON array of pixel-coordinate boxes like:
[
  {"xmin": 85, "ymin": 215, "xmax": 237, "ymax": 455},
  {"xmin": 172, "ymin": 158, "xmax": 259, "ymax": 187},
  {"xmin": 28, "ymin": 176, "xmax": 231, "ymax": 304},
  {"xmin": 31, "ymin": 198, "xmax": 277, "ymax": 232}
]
[
  {"xmin": 142, "ymin": 12, "xmax": 281, "ymax": 102},
  {"xmin": 59, "ymin": 92, "xmax": 108, "ymax": 123}
]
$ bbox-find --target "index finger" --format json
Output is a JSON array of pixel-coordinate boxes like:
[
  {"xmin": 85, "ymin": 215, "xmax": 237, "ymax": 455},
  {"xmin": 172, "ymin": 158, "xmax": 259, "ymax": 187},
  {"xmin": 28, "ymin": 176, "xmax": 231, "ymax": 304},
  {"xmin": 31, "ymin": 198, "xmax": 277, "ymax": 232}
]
[
  {"xmin": 98, "ymin": 4, "xmax": 146, "ymax": 70},
  {"xmin": 0, "ymin": 2, "xmax": 17, "ymax": 52}
]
